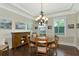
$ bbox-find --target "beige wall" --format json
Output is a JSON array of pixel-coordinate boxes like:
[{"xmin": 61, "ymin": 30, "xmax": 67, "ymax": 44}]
[{"xmin": 0, "ymin": 8, "xmax": 33, "ymax": 48}]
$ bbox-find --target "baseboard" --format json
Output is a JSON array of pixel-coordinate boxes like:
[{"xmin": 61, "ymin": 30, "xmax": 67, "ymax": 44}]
[
  {"xmin": 59, "ymin": 42, "xmax": 76, "ymax": 47},
  {"xmin": 76, "ymin": 46, "xmax": 79, "ymax": 50},
  {"xmin": 59, "ymin": 42, "xmax": 79, "ymax": 50}
]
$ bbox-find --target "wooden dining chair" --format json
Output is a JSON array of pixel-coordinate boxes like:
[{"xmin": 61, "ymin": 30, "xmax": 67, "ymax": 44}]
[
  {"xmin": 30, "ymin": 33, "xmax": 41, "ymax": 47},
  {"xmin": 1, "ymin": 42, "xmax": 9, "ymax": 56},
  {"xmin": 49, "ymin": 35, "xmax": 59, "ymax": 56},
  {"xmin": 35, "ymin": 38, "xmax": 49, "ymax": 56},
  {"xmin": 29, "ymin": 33, "xmax": 37, "ymax": 55},
  {"xmin": 30, "ymin": 33, "xmax": 38, "ymax": 47}
]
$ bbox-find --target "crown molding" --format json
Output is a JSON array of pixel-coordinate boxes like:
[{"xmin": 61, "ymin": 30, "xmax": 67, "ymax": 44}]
[
  {"xmin": 46, "ymin": 4, "xmax": 73, "ymax": 16},
  {"xmin": 47, "ymin": 4, "xmax": 76, "ymax": 17},
  {"xmin": 10, "ymin": 4, "xmax": 34, "ymax": 17},
  {"xmin": 0, "ymin": 4, "xmax": 33, "ymax": 20},
  {"xmin": 47, "ymin": 10, "xmax": 77, "ymax": 18}
]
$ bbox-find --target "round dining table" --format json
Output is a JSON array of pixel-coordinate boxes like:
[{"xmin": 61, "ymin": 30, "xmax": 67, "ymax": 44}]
[{"xmin": 30, "ymin": 36, "xmax": 56, "ymax": 45}]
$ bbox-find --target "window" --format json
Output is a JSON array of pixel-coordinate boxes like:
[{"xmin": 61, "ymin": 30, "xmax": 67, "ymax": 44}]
[{"xmin": 54, "ymin": 18, "xmax": 65, "ymax": 35}]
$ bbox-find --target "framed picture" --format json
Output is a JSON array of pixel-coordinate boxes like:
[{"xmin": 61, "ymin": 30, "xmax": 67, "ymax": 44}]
[
  {"xmin": 48, "ymin": 26, "xmax": 52, "ymax": 29},
  {"xmin": 68, "ymin": 24, "xmax": 74, "ymax": 29},
  {"xmin": 0, "ymin": 19, "xmax": 12, "ymax": 29},
  {"xmin": 35, "ymin": 26, "xmax": 38, "ymax": 29},
  {"xmin": 76, "ymin": 23, "xmax": 79, "ymax": 28},
  {"xmin": 16, "ymin": 22, "xmax": 26, "ymax": 29}
]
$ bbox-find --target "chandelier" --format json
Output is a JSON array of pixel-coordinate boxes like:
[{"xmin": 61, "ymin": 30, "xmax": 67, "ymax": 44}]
[{"xmin": 35, "ymin": 3, "xmax": 48, "ymax": 25}]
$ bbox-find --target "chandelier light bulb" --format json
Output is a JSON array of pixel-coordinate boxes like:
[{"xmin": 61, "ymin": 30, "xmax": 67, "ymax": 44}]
[
  {"xmin": 41, "ymin": 20, "xmax": 43, "ymax": 22},
  {"xmin": 39, "ymin": 15, "xmax": 42, "ymax": 18},
  {"xmin": 45, "ymin": 18, "xmax": 48, "ymax": 21},
  {"xmin": 42, "ymin": 16, "xmax": 45, "ymax": 20},
  {"xmin": 37, "ymin": 17, "xmax": 40, "ymax": 20},
  {"xmin": 35, "ymin": 17, "xmax": 40, "ymax": 21}
]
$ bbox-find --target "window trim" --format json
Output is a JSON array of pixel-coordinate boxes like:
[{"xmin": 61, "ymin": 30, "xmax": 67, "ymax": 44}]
[{"xmin": 53, "ymin": 16, "xmax": 66, "ymax": 36}]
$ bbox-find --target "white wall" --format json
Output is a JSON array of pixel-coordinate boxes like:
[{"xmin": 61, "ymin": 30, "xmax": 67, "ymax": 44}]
[
  {"xmin": 76, "ymin": 12, "xmax": 79, "ymax": 49},
  {"xmin": 65, "ymin": 14, "xmax": 77, "ymax": 46},
  {"xmin": 46, "ymin": 17, "xmax": 54, "ymax": 36},
  {"xmin": 47, "ymin": 13, "xmax": 78, "ymax": 48},
  {"xmin": 0, "ymin": 8, "xmax": 33, "ymax": 48},
  {"xmin": 0, "ymin": 5, "xmax": 79, "ymax": 50}
]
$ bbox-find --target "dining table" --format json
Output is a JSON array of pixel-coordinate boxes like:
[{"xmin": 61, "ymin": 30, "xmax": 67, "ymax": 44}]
[{"xmin": 30, "ymin": 36, "xmax": 56, "ymax": 45}]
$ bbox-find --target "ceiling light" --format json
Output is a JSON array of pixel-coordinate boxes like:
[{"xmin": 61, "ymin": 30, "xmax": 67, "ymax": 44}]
[{"xmin": 35, "ymin": 3, "xmax": 48, "ymax": 25}]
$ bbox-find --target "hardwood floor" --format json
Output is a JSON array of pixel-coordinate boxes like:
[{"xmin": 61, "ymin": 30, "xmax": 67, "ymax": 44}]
[{"xmin": 2, "ymin": 45, "xmax": 79, "ymax": 56}]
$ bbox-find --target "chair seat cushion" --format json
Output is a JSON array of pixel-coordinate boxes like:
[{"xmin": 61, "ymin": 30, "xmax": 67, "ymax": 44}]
[{"xmin": 37, "ymin": 47, "xmax": 47, "ymax": 53}]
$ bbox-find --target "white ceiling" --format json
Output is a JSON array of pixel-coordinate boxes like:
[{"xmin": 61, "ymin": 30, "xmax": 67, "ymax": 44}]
[
  {"xmin": 11, "ymin": 3, "xmax": 72, "ymax": 16},
  {"xmin": 13, "ymin": 3, "xmax": 72, "ymax": 16},
  {"xmin": 0, "ymin": 3, "xmax": 79, "ymax": 19}
]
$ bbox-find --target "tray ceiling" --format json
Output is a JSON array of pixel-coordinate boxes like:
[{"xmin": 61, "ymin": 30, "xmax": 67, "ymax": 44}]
[{"xmin": 0, "ymin": 3, "xmax": 79, "ymax": 19}]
